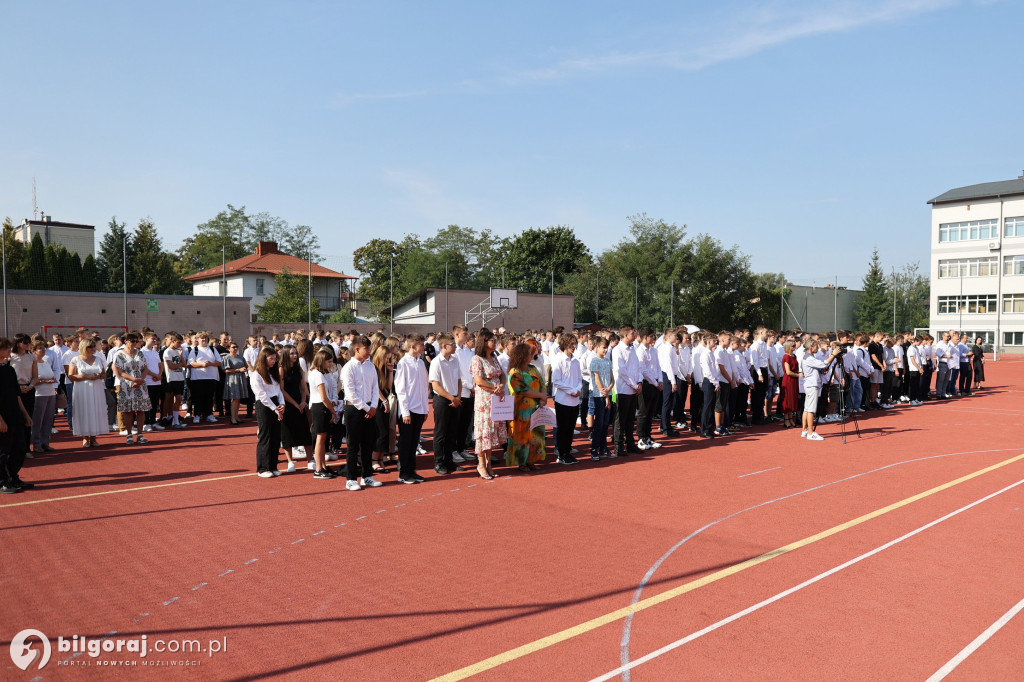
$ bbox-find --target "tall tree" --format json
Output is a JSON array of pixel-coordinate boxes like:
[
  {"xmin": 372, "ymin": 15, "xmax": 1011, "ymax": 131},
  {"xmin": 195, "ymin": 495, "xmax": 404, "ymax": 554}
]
[
  {"xmin": 854, "ymin": 248, "xmax": 892, "ymax": 331},
  {"xmin": 894, "ymin": 262, "xmax": 930, "ymax": 332},
  {"xmin": 255, "ymin": 269, "xmax": 321, "ymax": 323},
  {"xmin": 96, "ymin": 217, "xmax": 133, "ymax": 293},
  {"xmin": 352, "ymin": 236, "xmax": 421, "ymax": 320},
  {"xmin": 131, "ymin": 219, "xmax": 188, "ymax": 294},
  {"xmin": 25, "ymin": 233, "xmax": 49, "ymax": 289},
  {"xmin": 176, "ymin": 205, "xmax": 251, "ymax": 275},
  {"xmin": 81, "ymin": 254, "xmax": 99, "ymax": 292},
  {"xmin": 496, "ymin": 226, "xmax": 591, "ymax": 294},
  {"xmin": 2, "ymin": 218, "xmax": 27, "ymax": 289}
]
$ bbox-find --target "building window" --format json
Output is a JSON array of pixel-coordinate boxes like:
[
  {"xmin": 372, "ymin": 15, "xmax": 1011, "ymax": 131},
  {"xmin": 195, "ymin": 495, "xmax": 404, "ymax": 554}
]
[
  {"xmin": 418, "ymin": 291, "xmax": 428, "ymax": 313},
  {"xmin": 938, "ymin": 257, "xmax": 997, "ymax": 278},
  {"xmin": 1002, "ymin": 294, "xmax": 1024, "ymax": 314},
  {"xmin": 1004, "ymin": 331, "xmax": 1024, "ymax": 346},
  {"xmin": 960, "ymin": 331, "xmax": 994, "ymax": 347},
  {"xmin": 938, "ymin": 219, "xmax": 997, "ymax": 243},
  {"xmin": 1004, "ymin": 216, "xmax": 1024, "ymax": 237},
  {"xmin": 1003, "ymin": 255, "xmax": 1024, "ymax": 276},
  {"xmin": 937, "ymin": 294, "xmax": 997, "ymax": 314},
  {"xmin": 256, "ymin": 279, "xmax": 264, "ymax": 295}
]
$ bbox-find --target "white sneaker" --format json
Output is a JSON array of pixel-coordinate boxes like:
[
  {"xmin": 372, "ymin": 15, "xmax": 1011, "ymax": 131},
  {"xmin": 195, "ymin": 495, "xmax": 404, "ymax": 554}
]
[
  {"xmin": 51, "ymin": 427, "xmax": 59, "ymax": 434},
  {"xmin": 647, "ymin": 439, "xmax": 662, "ymax": 449},
  {"xmin": 416, "ymin": 445, "xmax": 426, "ymax": 455},
  {"xmin": 806, "ymin": 432, "xmax": 824, "ymax": 441},
  {"xmin": 205, "ymin": 415, "xmax": 218, "ymax": 423},
  {"xmin": 152, "ymin": 423, "xmax": 165, "ymax": 430},
  {"xmin": 110, "ymin": 424, "xmax": 118, "ymax": 432},
  {"xmin": 326, "ymin": 453, "xmax": 338, "ymax": 461},
  {"xmin": 257, "ymin": 471, "xmax": 274, "ymax": 478},
  {"xmin": 119, "ymin": 429, "xmax": 129, "ymax": 436},
  {"xmin": 573, "ymin": 429, "xmax": 580, "ymax": 435},
  {"xmin": 800, "ymin": 430, "xmax": 807, "ymax": 438},
  {"xmin": 674, "ymin": 422, "xmax": 686, "ymax": 430},
  {"xmin": 286, "ymin": 462, "xmax": 296, "ymax": 473},
  {"xmin": 143, "ymin": 425, "xmax": 153, "ymax": 432},
  {"xmin": 636, "ymin": 440, "xmax": 650, "ymax": 450},
  {"xmin": 306, "ymin": 461, "xmax": 316, "ymax": 470},
  {"xmin": 345, "ymin": 480, "xmax": 362, "ymax": 491},
  {"xmin": 360, "ymin": 476, "xmax": 383, "ymax": 488},
  {"xmin": 271, "ymin": 470, "xmax": 282, "ymax": 477},
  {"xmin": 193, "ymin": 416, "xmax": 200, "ymax": 424}
]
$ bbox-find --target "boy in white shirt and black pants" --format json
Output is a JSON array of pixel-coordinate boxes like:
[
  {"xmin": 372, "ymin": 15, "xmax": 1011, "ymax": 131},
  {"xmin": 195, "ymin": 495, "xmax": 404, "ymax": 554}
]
[
  {"xmin": 612, "ymin": 325, "xmax": 641, "ymax": 456},
  {"xmin": 551, "ymin": 334, "xmax": 582, "ymax": 464},
  {"xmin": 394, "ymin": 334, "xmax": 429, "ymax": 484},
  {"xmin": 635, "ymin": 327, "xmax": 663, "ymax": 449},
  {"xmin": 340, "ymin": 336, "xmax": 381, "ymax": 490}
]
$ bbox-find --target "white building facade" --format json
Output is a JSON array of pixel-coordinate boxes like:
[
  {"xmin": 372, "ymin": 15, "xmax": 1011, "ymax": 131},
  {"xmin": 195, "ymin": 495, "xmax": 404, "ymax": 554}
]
[
  {"xmin": 928, "ymin": 173, "xmax": 1024, "ymax": 352},
  {"xmin": 16, "ymin": 216, "xmax": 95, "ymax": 260}
]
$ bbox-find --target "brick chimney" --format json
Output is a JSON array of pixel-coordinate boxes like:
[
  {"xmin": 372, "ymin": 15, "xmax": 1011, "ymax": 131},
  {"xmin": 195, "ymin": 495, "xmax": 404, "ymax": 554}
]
[{"xmin": 255, "ymin": 241, "xmax": 279, "ymax": 256}]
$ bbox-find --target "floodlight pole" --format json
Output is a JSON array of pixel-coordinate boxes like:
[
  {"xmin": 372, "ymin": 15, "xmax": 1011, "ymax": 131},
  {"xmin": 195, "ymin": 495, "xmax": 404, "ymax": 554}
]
[
  {"xmin": 595, "ymin": 271, "xmax": 599, "ymax": 327},
  {"xmin": 445, "ymin": 261, "xmax": 449, "ymax": 329},
  {"xmin": 390, "ymin": 253, "xmax": 394, "ymax": 335},
  {"xmin": 550, "ymin": 269, "xmax": 554, "ymax": 329},
  {"xmin": 2, "ymin": 231, "xmax": 7, "ymax": 337},
  {"xmin": 123, "ymin": 231, "xmax": 128, "ymax": 328},
  {"xmin": 670, "ymin": 279, "xmax": 674, "ymax": 328},
  {"xmin": 222, "ymin": 245, "xmax": 227, "ymax": 332},
  {"xmin": 308, "ymin": 248, "xmax": 313, "ymax": 328}
]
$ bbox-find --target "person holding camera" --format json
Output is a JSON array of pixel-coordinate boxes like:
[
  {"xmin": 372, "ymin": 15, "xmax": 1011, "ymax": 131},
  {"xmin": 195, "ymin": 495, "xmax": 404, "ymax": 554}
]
[{"xmin": 799, "ymin": 339, "xmax": 842, "ymax": 441}]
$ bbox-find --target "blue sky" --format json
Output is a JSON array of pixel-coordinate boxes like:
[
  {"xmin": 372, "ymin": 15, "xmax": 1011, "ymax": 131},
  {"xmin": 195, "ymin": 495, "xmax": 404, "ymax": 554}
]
[{"xmin": 2, "ymin": 0, "xmax": 1023, "ymax": 289}]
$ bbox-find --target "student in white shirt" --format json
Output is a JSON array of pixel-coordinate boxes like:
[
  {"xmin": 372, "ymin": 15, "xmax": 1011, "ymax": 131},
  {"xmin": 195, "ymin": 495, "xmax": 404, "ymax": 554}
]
[
  {"xmin": 140, "ymin": 332, "xmax": 165, "ymax": 432},
  {"xmin": 428, "ymin": 332, "xmax": 463, "ymax": 475},
  {"xmin": 576, "ymin": 332, "xmax": 593, "ymax": 431},
  {"xmin": 187, "ymin": 332, "xmax": 222, "ymax": 424},
  {"xmin": 933, "ymin": 332, "xmax": 952, "ymax": 400},
  {"xmin": 713, "ymin": 332, "xmax": 735, "ymax": 436},
  {"xmin": 394, "ymin": 334, "xmax": 429, "ymax": 484},
  {"xmin": 551, "ymin": 333, "xmax": 582, "ymax": 464},
  {"xmin": 452, "ymin": 325, "xmax": 478, "ymax": 463},
  {"xmin": 341, "ymin": 336, "xmax": 381, "ymax": 490},
  {"xmin": 674, "ymin": 332, "xmax": 693, "ymax": 431},
  {"xmin": 249, "ymin": 345, "xmax": 285, "ymax": 477},
  {"xmin": 635, "ymin": 328, "xmax": 664, "ymax": 449},
  {"xmin": 906, "ymin": 335, "xmax": 924, "ymax": 405},
  {"xmin": 657, "ymin": 328, "xmax": 680, "ymax": 438},
  {"xmin": 308, "ymin": 348, "xmax": 338, "ymax": 479},
  {"xmin": 611, "ymin": 325, "xmax": 641, "ymax": 456},
  {"xmin": 697, "ymin": 332, "xmax": 720, "ymax": 438},
  {"xmin": 748, "ymin": 327, "xmax": 770, "ymax": 424},
  {"xmin": 800, "ymin": 339, "xmax": 843, "ymax": 440}
]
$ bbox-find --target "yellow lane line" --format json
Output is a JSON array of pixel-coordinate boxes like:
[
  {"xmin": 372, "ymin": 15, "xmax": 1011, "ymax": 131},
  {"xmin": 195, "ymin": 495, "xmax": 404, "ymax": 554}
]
[
  {"xmin": 0, "ymin": 472, "xmax": 255, "ymax": 508},
  {"xmin": 431, "ymin": 451, "xmax": 1024, "ymax": 681}
]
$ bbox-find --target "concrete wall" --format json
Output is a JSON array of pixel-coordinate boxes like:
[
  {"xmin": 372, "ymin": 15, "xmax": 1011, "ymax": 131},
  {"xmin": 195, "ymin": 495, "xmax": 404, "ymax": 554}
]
[
  {"xmin": 393, "ymin": 289, "xmax": 574, "ymax": 332},
  {"xmin": 2, "ymin": 290, "xmax": 252, "ymax": 342}
]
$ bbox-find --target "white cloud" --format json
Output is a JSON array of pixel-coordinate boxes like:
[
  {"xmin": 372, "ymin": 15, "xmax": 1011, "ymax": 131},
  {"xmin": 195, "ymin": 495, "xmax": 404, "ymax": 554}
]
[{"xmin": 506, "ymin": 0, "xmax": 963, "ymax": 82}]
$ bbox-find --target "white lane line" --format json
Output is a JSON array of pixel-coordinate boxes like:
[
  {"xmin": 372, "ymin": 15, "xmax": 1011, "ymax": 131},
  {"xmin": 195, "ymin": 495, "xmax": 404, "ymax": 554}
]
[
  {"xmin": 162, "ymin": 597, "xmax": 179, "ymax": 606},
  {"xmin": 595, "ymin": 477, "xmax": 1024, "ymax": 682},
  {"xmin": 375, "ymin": 509, "xmax": 387, "ymax": 514},
  {"xmin": 313, "ymin": 531, "xmax": 326, "ymax": 536},
  {"xmin": 290, "ymin": 539, "xmax": 304, "ymax": 545},
  {"xmin": 218, "ymin": 569, "xmax": 234, "ymax": 577},
  {"xmin": 335, "ymin": 522, "xmax": 346, "ymax": 527},
  {"xmin": 355, "ymin": 515, "xmax": 367, "ymax": 521},
  {"xmin": 926, "ymin": 595, "xmax": 1024, "ymax": 682},
  {"xmin": 244, "ymin": 558, "xmax": 259, "ymax": 564},
  {"xmin": 738, "ymin": 467, "xmax": 781, "ymax": 479},
  {"xmin": 191, "ymin": 582, "xmax": 207, "ymax": 591}
]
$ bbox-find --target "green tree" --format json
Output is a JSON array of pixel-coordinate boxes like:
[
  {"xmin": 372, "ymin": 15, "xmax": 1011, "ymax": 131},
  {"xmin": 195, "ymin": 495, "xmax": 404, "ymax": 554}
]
[
  {"xmin": 894, "ymin": 262, "xmax": 930, "ymax": 332},
  {"xmin": 677, "ymin": 234, "xmax": 758, "ymax": 331},
  {"xmin": 96, "ymin": 217, "xmax": 133, "ymax": 293},
  {"xmin": 256, "ymin": 269, "xmax": 321, "ymax": 323},
  {"xmin": 496, "ymin": 226, "xmax": 591, "ymax": 294},
  {"xmin": 67, "ymin": 250, "xmax": 85, "ymax": 291},
  {"xmin": 2, "ymin": 218, "xmax": 28, "ymax": 289},
  {"xmin": 131, "ymin": 219, "xmax": 189, "ymax": 294},
  {"xmin": 324, "ymin": 308, "xmax": 356, "ymax": 324},
  {"xmin": 81, "ymin": 254, "xmax": 99, "ymax": 292},
  {"xmin": 176, "ymin": 205, "xmax": 251, "ymax": 275},
  {"xmin": 854, "ymin": 248, "xmax": 892, "ymax": 331},
  {"xmin": 44, "ymin": 243, "xmax": 72, "ymax": 291},
  {"xmin": 25, "ymin": 233, "xmax": 49, "ymax": 289},
  {"xmin": 352, "ymin": 236, "xmax": 421, "ymax": 321}
]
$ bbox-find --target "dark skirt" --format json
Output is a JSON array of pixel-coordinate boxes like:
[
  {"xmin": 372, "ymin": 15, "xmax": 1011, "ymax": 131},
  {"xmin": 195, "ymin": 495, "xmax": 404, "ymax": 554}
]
[
  {"xmin": 973, "ymin": 358, "xmax": 985, "ymax": 382},
  {"xmin": 280, "ymin": 402, "xmax": 312, "ymax": 448}
]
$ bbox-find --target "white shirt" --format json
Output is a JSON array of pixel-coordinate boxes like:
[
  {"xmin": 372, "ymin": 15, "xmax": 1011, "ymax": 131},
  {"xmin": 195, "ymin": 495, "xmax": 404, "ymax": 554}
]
[
  {"xmin": 637, "ymin": 343, "xmax": 661, "ymax": 385},
  {"xmin": 577, "ymin": 347, "xmax": 593, "ymax": 381},
  {"xmin": 611, "ymin": 340, "xmax": 640, "ymax": 395},
  {"xmin": 249, "ymin": 371, "xmax": 283, "ymax": 410},
  {"xmin": 496, "ymin": 351, "xmax": 510, "ymax": 375},
  {"xmin": 35, "ymin": 360, "xmax": 57, "ymax": 397},
  {"xmin": 794, "ymin": 347, "xmax": 807, "ymax": 392},
  {"xmin": 189, "ymin": 345, "xmax": 220, "ymax": 381},
  {"xmin": 308, "ymin": 368, "xmax": 328, "ymax": 405},
  {"xmin": 907, "ymin": 345, "xmax": 922, "ymax": 372},
  {"xmin": 749, "ymin": 338, "xmax": 769, "ymax": 370},
  {"xmin": 541, "ymin": 339, "xmax": 556, "ymax": 366},
  {"xmin": 698, "ymin": 345, "xmax": 718, "ymax": 385},
  {"xmin": 657, "ymin": 343, "xmax": 679, "ymax": 386},
  {"xmin": 341, "ymin": 357, "xmax": 379, "ymax": 412},
  {"xmin": 62, "ymin": 347, "xmax": 79, "ymax": 373},
  {"xmin": 713, "ymin": 347, "xmax": 732, "ymax": 384},
  {"xmin": 141, "ymin": 348, "xmax": 163, "ymax": 386},
  {"xmin": 243, "ymin": 345, "xmax": 259, "ymax": 370},
  {"xmin": 455, "ymin": 344, "xmax": 476, "ymax": 398},
  {"xmin": 800, "ymin": 353, "xmax": 828, "ymax": 389},
  {"xmin": 429, "ymin": 353, "xmax": 461, "ymax": 398},
  {"xmin": 677, "ymin": 344, "xmax": 692, "ymax": 380},
  {"xmin": 551, "ymin": 352, "xmax": 582, "ymax": 407},
  {"xmin": 395, "ymin": 353, "xmax": 429, "ymax": 417}
]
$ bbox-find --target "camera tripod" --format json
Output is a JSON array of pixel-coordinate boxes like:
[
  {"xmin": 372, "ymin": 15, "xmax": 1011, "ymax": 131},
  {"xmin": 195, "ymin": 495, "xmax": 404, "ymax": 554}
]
[{"xmin": 822, "ymin": 354, "xmax": 861, "ymax": 444}]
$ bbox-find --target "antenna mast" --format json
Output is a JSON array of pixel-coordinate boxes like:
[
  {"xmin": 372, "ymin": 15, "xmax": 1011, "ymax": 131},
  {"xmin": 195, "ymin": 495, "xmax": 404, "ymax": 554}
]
[{"xmin": 32, "ymin": 178, "xmax": 38, "ymax": 220}]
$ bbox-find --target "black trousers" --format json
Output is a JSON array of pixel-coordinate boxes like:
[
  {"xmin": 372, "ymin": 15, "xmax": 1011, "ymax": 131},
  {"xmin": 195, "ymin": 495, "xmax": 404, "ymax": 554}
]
[
  {"xmin": 660, "ymin": 372, "xmax": 676, "ymax": 434},
  {"xmin": 397, "ymin": 412, "xmax": 426, "ymax": 478},
  {"xmin": 859, "ymin": 377, "xmax": 871, "ymax": 408},
  {"xmin": 255, "ymin": 402, "xmax": 281, "ymax": 473},
  {"xmin": 432, "ymin": 396, "xmax": 457, "ymax": 470},
  {"xmin": 555, "ymin": 401, "xmax": 577, "ymax": 457},
  {"xmin": 578, "ymin": 381, "xmax": 590, "ymax": 427},
  {"xmin": 636, "ymin": 381, "xmax": 658, "ymax": 441},
  {"xmin": 959, "ymin": 363, "xmax": 972, "ymax": 393},
  {"xmin": 0, "ymin": 422, "xmax": 27, "ymax": 484},
  {"xmin": 146, "ymin": 385, "xmax": 163, "ymax": 424},
  {"xmin": 19, "ymin": 392, "xmax": 34, "ymax": 452},
  {"xmin": 701, "ymin": 379, "xmax": 717, "ymax": 435},
  {"xmin": 732, "ymin": 383, "xmax": 749, "ymax": 425},
  {"xmin": 751, "ymin": 367, "xmax": 769, "ymax": 422},
  {"xmin": 455, "ymin": 394, "xmax": 474, "ymax": 453},
  {"xmin": 908, "ymin": 371, "xmax": 921, "ymax": 402},
  {"xmin": 344, "ymin": 405, "xmax": 378, "ymax": 481},
  {"xmin": 673, "ymin": 378, "xmax": 689, "ymax": 425},
  {"xmin": 191, "ymin": 379, "xmax": 217, "ymax": 417},
  {"xmin": 613, "ymin": 392, "xmax": 637, "ymax": 454},
  {"xmin": 690, "ymin": 381, "xmax": 704, "ymax": 433}
]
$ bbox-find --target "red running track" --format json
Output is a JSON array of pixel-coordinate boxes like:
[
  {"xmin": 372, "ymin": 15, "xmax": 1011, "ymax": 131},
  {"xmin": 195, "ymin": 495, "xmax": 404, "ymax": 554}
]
[{"xmin": 2, "ymin": 364, "xmax": 1023, "ymax": 680}]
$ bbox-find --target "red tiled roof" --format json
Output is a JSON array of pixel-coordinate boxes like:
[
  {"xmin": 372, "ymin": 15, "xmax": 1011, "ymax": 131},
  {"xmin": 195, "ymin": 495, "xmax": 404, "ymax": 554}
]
[{"xmin": 184, "ymin": 242, "xmax": 355, "ymax": 282}]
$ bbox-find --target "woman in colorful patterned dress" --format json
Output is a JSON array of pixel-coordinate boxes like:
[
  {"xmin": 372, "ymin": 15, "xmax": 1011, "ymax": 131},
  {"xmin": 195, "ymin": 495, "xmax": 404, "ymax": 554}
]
[
  {"xmin": 505, "ymin": 341, "xmax": 547, "ymax": 471},
  {"xmin": 113, "ymin": 332, "xmax": 153, "ymax": 445},
  {"xmin": 470, "ymin": 330, "xmax": 507, "ymax": 480}
]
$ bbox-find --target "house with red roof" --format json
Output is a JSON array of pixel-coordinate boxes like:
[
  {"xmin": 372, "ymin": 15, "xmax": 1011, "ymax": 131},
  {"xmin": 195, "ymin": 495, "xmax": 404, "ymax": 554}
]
[{"xmin": 184, "ymin": 241, "xmax": 356, "ymax": 320}]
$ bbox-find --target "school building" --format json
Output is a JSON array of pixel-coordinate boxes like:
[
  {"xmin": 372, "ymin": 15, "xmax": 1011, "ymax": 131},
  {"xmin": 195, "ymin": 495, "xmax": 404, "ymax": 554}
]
[{"xmin": 928, "ymin": 171, "xmax": 1024, "ymax": 353}]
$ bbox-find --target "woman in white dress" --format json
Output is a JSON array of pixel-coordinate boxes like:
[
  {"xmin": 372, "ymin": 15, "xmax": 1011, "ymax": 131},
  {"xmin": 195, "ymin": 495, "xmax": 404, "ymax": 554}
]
[{"xmin": 67, "ymin": 339, "xmax": 110, "ymax": 447}]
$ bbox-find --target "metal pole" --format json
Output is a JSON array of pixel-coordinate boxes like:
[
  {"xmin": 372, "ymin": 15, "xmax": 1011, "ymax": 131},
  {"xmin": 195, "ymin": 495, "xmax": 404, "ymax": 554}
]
[
  {"xmin": 634, "ymin": 277, "xmax": 638, "ymax": 327},
  {"xmin": 780, "ymin": 284, "xmax": 784, "ymax": 331},
  {"xmin": 445, "ymin": 261, "xmax": 449, "ymax": 330},
  {"xmin": 2, "ymin": 231, "xmax": 7, "ymax": 337},
  {"xmin": 595, "ymin": 270, "xmax": 599, "ymax": 326},
  {"xmin": 222, "ymin": 245, "xmax": 227, "ymax": 332},
  {"xmin": 550, "ymin": 269, "xmax": 554, "ymax": 329},
  {"xmin": 308, "ymin": 248, "xmax": 312, "ymax": 328},
  {"xmin": 501, "ymin": 266, "xmax": 505, "ymax": 328},
  {"xmin": 893, "ymin": 267, "xmax": 898, "ymax": 333},
  {"xmin": 958, "ymin": 270, "xmax": 963, "ymax": 332},
  {"xmin": 834, "ymin": 276, "xmax": 838, "ymax": 334},
  {"xmin": 670, "ymin": 279, "xmax": 674, "ymax": 328},
  {"xmin": 123, "ymin": 230, "xmax": 128, "ymax": 328},
  {"xmin": 389, "ymin": 253, "xmax": 394, "ymax": 335},
  {"xmin": 995, "ymin": 199, "xmax": 1004, "ymax": 360}
]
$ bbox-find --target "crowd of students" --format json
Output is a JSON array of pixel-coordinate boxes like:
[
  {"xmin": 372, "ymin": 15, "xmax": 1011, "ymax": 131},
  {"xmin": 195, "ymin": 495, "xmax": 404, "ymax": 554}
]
[{"xmin": 0, "ymin": 322, "xmax": 989, "ymax": 494}]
